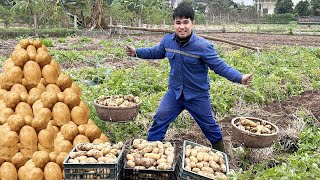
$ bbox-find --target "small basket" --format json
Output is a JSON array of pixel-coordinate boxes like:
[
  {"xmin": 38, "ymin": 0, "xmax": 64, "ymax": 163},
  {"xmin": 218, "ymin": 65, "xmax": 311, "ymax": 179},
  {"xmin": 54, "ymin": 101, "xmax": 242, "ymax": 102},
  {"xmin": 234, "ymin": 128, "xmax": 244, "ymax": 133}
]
[
  {"xmin": 177, "ymin": 140, "xmax": 229, "ymax": 180},
  {"xmin": 94, "ymin": 99, "xmax": 141, "ymax": 123},
  {"xmin": 231, "ymin": 117, "xmax": 279, "ymax": 148},
  {"xmin": 63, "ymin": 143, "xmax": 125, "ymax": 180}
]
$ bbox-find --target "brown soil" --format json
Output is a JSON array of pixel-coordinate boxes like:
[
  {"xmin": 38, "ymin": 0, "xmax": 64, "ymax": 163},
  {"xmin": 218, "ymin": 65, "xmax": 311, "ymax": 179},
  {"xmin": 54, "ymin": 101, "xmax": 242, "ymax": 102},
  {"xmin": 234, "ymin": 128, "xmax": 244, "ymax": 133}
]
[{"xmin": 166, "ymin": 90, "xmax": 320, "ymax": 170}]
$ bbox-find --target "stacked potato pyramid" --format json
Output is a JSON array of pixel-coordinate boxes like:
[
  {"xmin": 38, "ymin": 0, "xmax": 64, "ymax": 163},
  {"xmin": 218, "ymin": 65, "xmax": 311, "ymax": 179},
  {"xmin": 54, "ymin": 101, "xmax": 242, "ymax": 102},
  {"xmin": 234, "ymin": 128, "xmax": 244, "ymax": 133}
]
[{"xmin": 0, "ymin": 39, "xmax": 109, "ymax": 180}]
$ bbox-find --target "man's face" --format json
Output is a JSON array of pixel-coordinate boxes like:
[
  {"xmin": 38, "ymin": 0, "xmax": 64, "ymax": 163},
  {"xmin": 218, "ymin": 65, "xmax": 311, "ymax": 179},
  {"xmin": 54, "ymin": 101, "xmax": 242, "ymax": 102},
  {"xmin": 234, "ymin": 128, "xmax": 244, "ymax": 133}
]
[{"xmin": 174, "ymin": 17, "xmax": 194, "ymax": 39}]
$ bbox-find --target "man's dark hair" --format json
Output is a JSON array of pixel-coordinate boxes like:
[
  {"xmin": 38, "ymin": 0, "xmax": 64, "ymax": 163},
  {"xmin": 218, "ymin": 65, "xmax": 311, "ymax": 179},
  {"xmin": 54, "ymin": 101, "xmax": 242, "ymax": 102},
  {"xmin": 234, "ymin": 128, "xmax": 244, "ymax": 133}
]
[{"xmin": 173, "ymin": 2, "xmax": 195, "ymax": 21}]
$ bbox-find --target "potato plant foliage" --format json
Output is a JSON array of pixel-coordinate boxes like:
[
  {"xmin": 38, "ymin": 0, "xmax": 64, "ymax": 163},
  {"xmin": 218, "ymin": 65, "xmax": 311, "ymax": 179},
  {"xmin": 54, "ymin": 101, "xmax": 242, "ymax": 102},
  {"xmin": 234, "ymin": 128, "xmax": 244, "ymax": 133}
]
[{"xmin": 58, "ymin": 39, "xmax": 320, "ymax": 178}]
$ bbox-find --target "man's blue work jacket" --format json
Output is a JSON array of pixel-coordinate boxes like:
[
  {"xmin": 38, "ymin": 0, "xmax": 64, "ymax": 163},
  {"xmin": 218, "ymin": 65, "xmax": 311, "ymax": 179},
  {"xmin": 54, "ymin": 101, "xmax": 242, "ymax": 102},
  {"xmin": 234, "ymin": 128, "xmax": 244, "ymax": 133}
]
[{"xmin": 136, "ymin": 32, "xmax": 243, "ymax": 101}]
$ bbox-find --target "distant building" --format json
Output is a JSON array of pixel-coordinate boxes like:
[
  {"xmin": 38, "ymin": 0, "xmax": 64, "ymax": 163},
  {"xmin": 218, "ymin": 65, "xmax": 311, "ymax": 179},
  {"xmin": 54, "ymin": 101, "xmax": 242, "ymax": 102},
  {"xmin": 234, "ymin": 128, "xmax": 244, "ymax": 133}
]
[
  {"xmin": 254, "ymin": 0, "xmax": 303, "ymax": 14},
  {"xmin": 171, "ymin": 0, "xmax": 183, "ymax": 8}
]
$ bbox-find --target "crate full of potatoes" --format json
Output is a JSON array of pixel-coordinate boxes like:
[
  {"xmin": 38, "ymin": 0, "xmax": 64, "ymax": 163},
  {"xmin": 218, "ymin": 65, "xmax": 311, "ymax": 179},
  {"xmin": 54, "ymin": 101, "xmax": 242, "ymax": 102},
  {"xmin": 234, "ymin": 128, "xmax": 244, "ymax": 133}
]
[
  {"xmin": 177, "ymin": 140, "xmax": 229, "ymax": 180},
  {"xmin": 63, "ymin": 142, "xmax": 124, "ymax": 180},
  {"xmin": 123, "ymin": 139, "xmax": 177, "ymax": 180}
]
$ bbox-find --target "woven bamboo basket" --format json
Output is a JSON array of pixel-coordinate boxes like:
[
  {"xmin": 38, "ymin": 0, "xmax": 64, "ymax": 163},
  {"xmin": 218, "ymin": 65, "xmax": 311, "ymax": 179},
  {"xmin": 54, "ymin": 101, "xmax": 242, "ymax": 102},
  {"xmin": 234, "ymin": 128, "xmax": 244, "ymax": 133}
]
[
  {"xmin": 231, "ymin": 117, "xmax": 279, "ymax": 148},
  {"xmin": 94, "ymin": 99, "xmax": 141, "ymax": 123}
]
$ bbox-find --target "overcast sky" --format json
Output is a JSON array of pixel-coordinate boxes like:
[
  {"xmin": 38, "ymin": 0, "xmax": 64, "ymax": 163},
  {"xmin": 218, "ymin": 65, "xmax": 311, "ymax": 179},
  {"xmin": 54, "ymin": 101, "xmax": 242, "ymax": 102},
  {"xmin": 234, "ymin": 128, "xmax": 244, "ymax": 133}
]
[{"xmin": 233, "ymin": 0, "xmax": 254, "ymax": 6}]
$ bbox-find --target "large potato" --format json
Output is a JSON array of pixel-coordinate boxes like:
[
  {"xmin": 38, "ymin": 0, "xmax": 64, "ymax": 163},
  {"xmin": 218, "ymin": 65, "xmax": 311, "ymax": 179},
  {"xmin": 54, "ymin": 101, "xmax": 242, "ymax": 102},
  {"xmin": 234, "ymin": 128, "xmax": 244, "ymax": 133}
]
[
  {"xmin": 56, "ymin": 73, "xmax": 72, "ymax": 91},
  {"xmin": 0, "ymin": 108, "xmax": 14, "ymax": 125},
  {"xmin": 54, "ymin": 140, "xmax": 72, "ymax": 155},
  {"xmin": 42, "ymin": 64, "xmax": 59, "ymax": 84},
  {"xmin": 19, "ymin": 125, "xmax": 38, "ymax": 158},
  {"xmin": 38, "ymin": 143, "xmax": 54, "ymax": 154},
  {"xmin": 27, "ymin": 87, "xmax": 44, "ymax": 105},
  {"xmin": 85, "ymin": 124, "xmax": 102, "ymax": 142},
  {"xmin": 23, "ymin": 61, "xmax": 42, "ymax": 89},
  {"xmin": 19, "ymin": 39, "xmax": 30, "ymax": 49},
  {"xmin": 25, "ymin": 167, "xmax": 44, "ymax": 180},
  {"xmin": 11, "ymin": 84, "xmax": 27, "ymax": 94},
  {"xmin": 35, "ymin": 51, "xmax": 51, "ymax": 67},
  {"xmin": 52, "ymin": 102, "xmax": 70, "ymax": 126},
  {"xmin": 71, "ymin": 83, "xmax": 82, "ymax": 96},
  {"xmin": 32, "ymin": 108, "xmax": 52, "ymax": 132},
  {"xmin": 60, "ymin": 122, "xmax": 79, "ymax": 141},
  {"xmin": 12, "ymin": 49, "xmax": 29, "ymax": 67},
  {"xmin": 46, "ymin": 84, "xmax": 61, "ymax": 94},
  {"xmin": 26, "ymin": 44, "xmax": 37, "ymax": 61},
  {"xmin": 73, "ymin": 135, "xmax": 90, "ymax": 146},
  {"xmin": 44, "ymin": 162, "xmax": 63, "ymax": 180},
  {"xmin": 50, "ymin": 60, "xmax": 61, "ymax": 74},
  {"xmin": 15, "ymin": 102, "xmax": 33, "ymax": 117},
  {"xmin": 7, "ymin": 114, "xmax": 25, "ymax": 132},
  {"xmin": 2, "ymin": 66, "xmax": 23, "ymax": 90},
  {"xmin": 3, "ymin": 58, "xmax": 15, "ymax": 72},
  {"xmin": 71, "ymin": 106, "xmax": 88, "ymax": 125},
  {"xmin": 32, "ymin": 40, "xmax": 42, "ymax": 49},
  {"xmin": 79, "ymin": 101, "xmax": 90, "ymax": 116},
  {"xmin": 11, "ymin": 152, "xmax": 27, "ymax": 169},
  {"xmin": 0, "ymin": 162, "xmax": 18, "ymax": 180},
  {"xmin": 41, "ymin": 91, "xmax": 58, "ymax": 109},
  {"xmin": 32, "ymin": 151, "xmax": 49, "ymax": 169},
  {"xmin": 32, "ymin": 100, "xmax": 44, "ymax": 116},
  {"xmin": 38, "ymin": 129, "xmax": 54, "ymax": 149},
  {"xmin": 4, "ymin": 91, "xmax": 20, "ymax": 109}
]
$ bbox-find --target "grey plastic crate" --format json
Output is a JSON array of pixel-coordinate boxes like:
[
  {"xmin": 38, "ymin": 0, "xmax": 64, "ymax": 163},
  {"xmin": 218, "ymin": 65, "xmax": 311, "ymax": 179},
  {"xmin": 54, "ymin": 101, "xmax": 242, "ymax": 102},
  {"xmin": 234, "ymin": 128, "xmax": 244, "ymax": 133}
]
[
  {"xmin": 63, "ymin": 143, "xmax": 125, "ymax": 180},
  {"xmin": 123, "ymin": 141, "xmax": 177, "ymax": 180},
  {"xmin": 177, "ymin": 140, "xmax": 229, "ymax": 180}
]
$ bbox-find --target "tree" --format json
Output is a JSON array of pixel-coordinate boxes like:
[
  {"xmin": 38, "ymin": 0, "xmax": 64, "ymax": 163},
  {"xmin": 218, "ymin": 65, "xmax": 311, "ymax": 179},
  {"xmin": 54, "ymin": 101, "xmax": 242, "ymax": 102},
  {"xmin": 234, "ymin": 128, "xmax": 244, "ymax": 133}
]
[
  {"xmin": 205, "ymin": 0, "xmax": 237, "ymax": 22},
  {"xmin": 274, "ymin": 0, "xmax": 294, "ymax": 14},
  {"xmin": 311, "ymin": 0, "xmax": 320, "ymax": 16},
  {"xmin": 295, "ymin": 1, "xmax": 310, "ymax": 17},
  {"xmin": 111, "ymin": 0, "xmax": 171, "ymax": 26}
]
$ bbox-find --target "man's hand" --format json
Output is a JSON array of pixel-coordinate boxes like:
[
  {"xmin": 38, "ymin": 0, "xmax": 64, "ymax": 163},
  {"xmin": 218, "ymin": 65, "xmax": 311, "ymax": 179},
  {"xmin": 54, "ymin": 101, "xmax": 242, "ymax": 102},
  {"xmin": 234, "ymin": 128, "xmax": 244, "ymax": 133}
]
[
  {"xmin": 241, "ymin": 73, "xmax": 254, "ymax": 85},
  {"xmin": 125, "ymin": 46, "xmax": 136, "ymax": 57}
]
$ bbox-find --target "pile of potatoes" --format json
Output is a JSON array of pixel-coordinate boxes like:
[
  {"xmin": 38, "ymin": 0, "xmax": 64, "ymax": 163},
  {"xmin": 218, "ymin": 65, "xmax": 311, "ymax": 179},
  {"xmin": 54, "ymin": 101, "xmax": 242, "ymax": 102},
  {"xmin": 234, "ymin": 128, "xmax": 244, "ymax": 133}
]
[
  {"xmin": 235, "ymin": 117, "xmax": 276, "ymax": 134},
  {"xmin": 183, "ymin": 144, "xmax": 228, "ymax": 180},
  {"xmin": 66, "ymin": 142, "xmax": 124, "ymax": 164},
  {"xmin": 96, "ymin": 94, "xmax": 141, "ymax": 107},
  {"xmin": 0, "ymin": 39, "xmax": 110, "ymax": 180},
  {"xmin": 125, "ymin": 139, "xmax": 175, "ymax": 170}
]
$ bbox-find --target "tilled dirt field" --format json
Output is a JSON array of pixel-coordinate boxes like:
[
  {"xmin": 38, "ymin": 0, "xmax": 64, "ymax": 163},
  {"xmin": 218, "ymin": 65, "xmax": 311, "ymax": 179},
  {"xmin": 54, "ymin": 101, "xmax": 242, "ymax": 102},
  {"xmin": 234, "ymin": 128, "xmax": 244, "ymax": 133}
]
[{"xmin": 1, "ymin": 32, "xmax": 320, "ymax": 57}]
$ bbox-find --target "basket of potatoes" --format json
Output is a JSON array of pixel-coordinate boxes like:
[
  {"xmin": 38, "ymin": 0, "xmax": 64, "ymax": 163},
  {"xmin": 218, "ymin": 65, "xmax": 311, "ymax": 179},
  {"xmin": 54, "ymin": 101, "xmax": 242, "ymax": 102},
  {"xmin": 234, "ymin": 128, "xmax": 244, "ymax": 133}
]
[
  {"xmin": 231, "ymin": 117, "xmax": 279, "ymax": 148},
  {"xmin": 178, "ymin": 140, "xmax": 229, "ymax": 180},
  {"xmin": 94, "ymin": 94, "xmax": 142, "ymax": 122},
  {"xmin": 123, "ymin": 139, "xmax": 176, "ymax": 179},
  {"xmin": 63, "ymin": 142, "xmax": 124, "ymax": 179}
]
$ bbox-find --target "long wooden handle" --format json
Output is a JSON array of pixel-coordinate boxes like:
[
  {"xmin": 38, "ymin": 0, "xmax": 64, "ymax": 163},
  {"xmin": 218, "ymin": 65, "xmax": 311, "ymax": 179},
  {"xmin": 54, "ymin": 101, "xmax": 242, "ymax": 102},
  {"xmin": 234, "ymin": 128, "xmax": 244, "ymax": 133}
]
[{"xmin": 107, "ymin": 25, "xmax": 259, "ymax": 51}]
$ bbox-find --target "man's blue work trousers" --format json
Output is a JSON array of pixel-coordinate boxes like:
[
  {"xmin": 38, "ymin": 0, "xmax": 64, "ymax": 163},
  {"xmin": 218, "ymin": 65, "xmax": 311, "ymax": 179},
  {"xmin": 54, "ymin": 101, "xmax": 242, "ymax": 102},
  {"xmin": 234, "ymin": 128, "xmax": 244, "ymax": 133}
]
[{"xmin": 147, "ymin": 89, "xmax": 223, "ymax": 145}]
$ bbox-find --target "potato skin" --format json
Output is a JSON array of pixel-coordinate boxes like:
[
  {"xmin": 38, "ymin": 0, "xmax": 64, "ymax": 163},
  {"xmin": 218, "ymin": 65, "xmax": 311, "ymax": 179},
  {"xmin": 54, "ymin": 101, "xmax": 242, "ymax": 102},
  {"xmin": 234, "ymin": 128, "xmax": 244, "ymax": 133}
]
[
  {"xmin": 32, "ymin": 151, "xmax": 50, "ymax": 169},
  {"xmin": 71, "ymin": 106, "xmax": 88, "ymax": 125},
  {"xmin": 42, "ymin": 64, "xmax": 59, "ymax": 84},
  {"xmin": 0, "ymin": 162, "xmax": 18, "ymax": 180},
  {"xmin": 52, "ymin": 102, "xmax": 71, "ymax": 127},
  {"xmin": 44, "ymin": 162, "xmax": 63, "ymax": 180}
]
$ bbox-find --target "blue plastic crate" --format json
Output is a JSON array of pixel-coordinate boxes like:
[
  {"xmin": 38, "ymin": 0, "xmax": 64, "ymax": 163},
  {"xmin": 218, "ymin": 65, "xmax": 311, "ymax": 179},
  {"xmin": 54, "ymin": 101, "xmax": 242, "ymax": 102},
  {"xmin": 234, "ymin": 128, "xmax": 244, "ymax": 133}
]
[{"xmin": 63, "ymin": 143, "xmax": 125, "ymax": 180}]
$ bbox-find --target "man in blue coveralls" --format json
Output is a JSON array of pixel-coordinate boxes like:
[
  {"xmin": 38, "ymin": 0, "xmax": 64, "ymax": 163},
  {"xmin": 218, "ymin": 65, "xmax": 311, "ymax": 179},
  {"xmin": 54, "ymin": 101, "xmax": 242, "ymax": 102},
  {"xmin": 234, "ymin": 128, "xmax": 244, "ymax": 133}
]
[{"xmin": 125, "ymin": 2, "xmax": 253, "ymax": 152}]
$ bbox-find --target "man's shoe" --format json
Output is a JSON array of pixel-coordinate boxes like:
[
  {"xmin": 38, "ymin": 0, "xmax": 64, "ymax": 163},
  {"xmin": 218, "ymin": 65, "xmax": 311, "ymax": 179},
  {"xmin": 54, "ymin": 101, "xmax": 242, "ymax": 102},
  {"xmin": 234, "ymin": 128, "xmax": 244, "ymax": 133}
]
[{"xmin": 211, "ymin": 140, "xmax": 225, "ymax": 152}]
